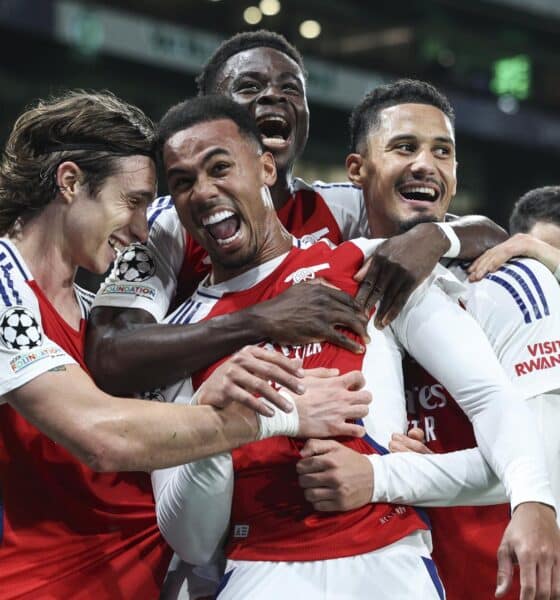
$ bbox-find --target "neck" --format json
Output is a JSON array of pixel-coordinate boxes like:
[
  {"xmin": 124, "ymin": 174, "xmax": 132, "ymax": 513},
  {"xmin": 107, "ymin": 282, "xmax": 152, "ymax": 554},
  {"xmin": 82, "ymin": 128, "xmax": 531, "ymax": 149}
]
[
  {"xmin": 269, "ymin": 166, "xmax": 294, "ymax": 210},
  {"xmin": 10, "ymin": 207, "xmax": 77, "ymax": 300},
  {"xmin": 211, "ymin": 216, "xmax": 292, "ymax": 284}
]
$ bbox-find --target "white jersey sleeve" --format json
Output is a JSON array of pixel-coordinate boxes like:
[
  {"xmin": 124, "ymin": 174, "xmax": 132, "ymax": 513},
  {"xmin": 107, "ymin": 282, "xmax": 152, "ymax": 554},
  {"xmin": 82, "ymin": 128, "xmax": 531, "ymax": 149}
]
[
  {"xmin": 295, "ymin": 178, "xmax": 369, "ymax": 239},
  {"xmin": 454, "ymin": 258, "xmax": 560, "ymax": 399},
  {"xmin": 150, "ymin": 375, "xmax": 233, "ymax": 565},
  {"xmin": 388, "ymin": 275, "xmax": 555, "ymax": 510},
  {"xmin": 0, "ymin": 240, "xmax": 76, "ymax": 401},
  {"xmin": 93, "ymin": 196, "xmax": 185, "ymax": 322},
  {"xmin": 370, "ymin": 447, "xmax": 507, "ymax": 507}
]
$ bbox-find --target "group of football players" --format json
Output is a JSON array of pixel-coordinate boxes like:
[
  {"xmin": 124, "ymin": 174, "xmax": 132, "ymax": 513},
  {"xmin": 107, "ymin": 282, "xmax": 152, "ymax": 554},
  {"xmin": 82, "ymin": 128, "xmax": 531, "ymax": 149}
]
[{"xmin": 1, "ymin": 29, "xmax": 560, "ymax": 600}]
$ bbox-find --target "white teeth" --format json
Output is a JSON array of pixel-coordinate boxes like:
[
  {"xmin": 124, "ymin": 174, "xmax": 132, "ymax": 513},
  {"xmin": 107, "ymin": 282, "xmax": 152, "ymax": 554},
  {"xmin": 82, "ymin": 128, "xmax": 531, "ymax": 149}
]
[
  {"xmin": 259, "ymin": 115, "xmax": 288, "ymax": 126},
  {"xmin": 403, "ymin": 186, "xmax": 436, "ymax": 197},
  {"xmin": 202, "ymin": 210, "xmax": 235, "ymax": 227},
  {"xmin": 216, "ymin": 230, "xmax": 241, "ymax": 246}
]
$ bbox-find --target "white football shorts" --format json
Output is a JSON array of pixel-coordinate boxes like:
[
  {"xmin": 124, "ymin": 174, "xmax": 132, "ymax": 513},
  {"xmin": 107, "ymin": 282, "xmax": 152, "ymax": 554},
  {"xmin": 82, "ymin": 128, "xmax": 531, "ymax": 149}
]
[{"xmin": 215, "ymin": 531, "xmax": 445, "ymax": 599}]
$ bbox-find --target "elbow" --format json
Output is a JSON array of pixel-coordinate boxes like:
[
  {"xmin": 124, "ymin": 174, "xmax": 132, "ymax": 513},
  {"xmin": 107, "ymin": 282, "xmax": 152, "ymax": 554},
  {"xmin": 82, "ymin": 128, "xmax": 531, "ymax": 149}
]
[
  {"xmin": 85, "ymin": 332, "xmax": 127, "ymax": 396},
  {"xmin": 77, "ymin": 428, "xmax": 141, "ymax": 473}
]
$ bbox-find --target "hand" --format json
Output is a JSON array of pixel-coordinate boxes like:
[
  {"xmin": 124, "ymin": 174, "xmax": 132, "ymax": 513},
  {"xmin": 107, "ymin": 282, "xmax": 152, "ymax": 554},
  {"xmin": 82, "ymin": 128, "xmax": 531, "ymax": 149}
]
[
  {"xmin": 296, "ymin": 439, "xmax": 373, "ymax": 511},
  {"xmin": 295, "ymin": 370, "xmax": 371, "ymax": 439},
  {"xmin": 388, "ymin": 427, "xmax": 433, "ymax": 454},
  {"xmin": 251, "ymin": 280, "xmax": 370, "ymax": 354},
  {"xmin": 197, "ymin": 345, "xmax": 305, "ymax": 416},
  {"xmin": 496, "ymin": 502, "xmax": 560, "ymax": 600},
  {"xmin": 468, "ymin": 233, "xmax": 560, "ymax": 281},
  {"xmin": 354, "ymin": 223, "xmax": 448, "ymax": 328}
]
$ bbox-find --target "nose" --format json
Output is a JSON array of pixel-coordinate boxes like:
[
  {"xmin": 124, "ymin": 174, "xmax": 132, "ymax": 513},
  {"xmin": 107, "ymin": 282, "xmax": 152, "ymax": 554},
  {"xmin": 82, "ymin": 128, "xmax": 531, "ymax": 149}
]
[
  {"xmin": 192, "ymin": 173, "xmax": 219, "ymax": 202},
  {"xmin": 410, "ymin": 147, "xmax": 437, "ymax": 177},
  {"xmin": 257, "ymin": 83, "xmax": 287, "ymax": 105},
  {"xmin": 130, "ymin": 208, "xmax": 149, "ymax": 244}
]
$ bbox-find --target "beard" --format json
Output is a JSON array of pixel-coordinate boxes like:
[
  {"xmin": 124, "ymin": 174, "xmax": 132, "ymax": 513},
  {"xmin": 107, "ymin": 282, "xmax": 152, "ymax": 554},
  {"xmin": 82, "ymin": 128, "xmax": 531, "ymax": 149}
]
[{"xmin": 397, "ymin": 214, "xmax": 440, "ymax": 234}]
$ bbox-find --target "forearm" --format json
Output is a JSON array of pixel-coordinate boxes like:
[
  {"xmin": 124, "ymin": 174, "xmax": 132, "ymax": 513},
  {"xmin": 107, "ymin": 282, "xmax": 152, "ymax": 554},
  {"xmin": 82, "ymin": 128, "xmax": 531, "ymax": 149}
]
[
  {"xmin": 397, "ymin": 286, "xmax": 555, "ymax": 510},
  {"xmin": 9, "ymin": 367, "xmax": 260, "ymax": 472},
  {"xmin": 447, "ymin": 214, "xmax": 508, "ymax": 259},
  {"xmin": 370, "ymin": 448, "xmax": 507, "ymax": 507},
  {"xmin": 152, "ymin": 454, "xmax": 233, "ymax": 564},
  {"xmin": 87, "ymin": 306, "xmax": 269, "ymax": 394}
]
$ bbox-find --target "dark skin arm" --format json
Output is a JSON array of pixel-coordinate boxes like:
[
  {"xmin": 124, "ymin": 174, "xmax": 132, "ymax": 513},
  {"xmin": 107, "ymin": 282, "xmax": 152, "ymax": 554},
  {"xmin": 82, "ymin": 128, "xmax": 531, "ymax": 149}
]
[
  {"xmin": 86, "ymin": 282, "xmax": 369, "ymax": 396},
  {"xmin": 355, "ymin": 215, "xmax": 508, "ymax": 328}
]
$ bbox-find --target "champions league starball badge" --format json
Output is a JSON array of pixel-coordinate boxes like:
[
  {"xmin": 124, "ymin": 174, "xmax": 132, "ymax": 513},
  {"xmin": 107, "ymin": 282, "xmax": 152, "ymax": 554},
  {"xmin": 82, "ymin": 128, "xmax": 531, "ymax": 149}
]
[
  {"xmin": 117, "ymin": 244, "xmax": 156, "ymax": 282},
  {"xmin": 0, "ymin": 307, "xmax": 42, "ymax": 350}
]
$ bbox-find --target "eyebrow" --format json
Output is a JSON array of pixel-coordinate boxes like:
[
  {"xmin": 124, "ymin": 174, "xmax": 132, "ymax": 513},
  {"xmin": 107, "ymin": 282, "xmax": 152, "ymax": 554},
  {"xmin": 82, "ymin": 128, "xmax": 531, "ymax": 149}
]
[
  {"xmin": 125, "ymin": 190, "xmax": 155, "ymax": 202},
  {"xmin": 166, "ymin": 147, "xmax": 231, "ymax": 178},
  {"xmin": 234, "ymin": 70, "xmax": 302, "ymax": 82},
  {"xmin": 387, "ymin": 134, "xmax": 455, "ymax": 146}
]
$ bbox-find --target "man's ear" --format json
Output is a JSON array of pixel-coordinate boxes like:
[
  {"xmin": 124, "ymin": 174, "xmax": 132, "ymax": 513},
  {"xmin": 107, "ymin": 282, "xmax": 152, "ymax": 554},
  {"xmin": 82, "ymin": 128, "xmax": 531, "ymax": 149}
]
[
  {"xmin": 56, "ymin": 161, "xmax": 82, "ymax": 203},
  {"xmin": 261, "ymin": 151, "xmax": 277, "ymax": 188},
  {"xmin": 346, "ymin": 153, "xmax": 365, "ymax": 188}
]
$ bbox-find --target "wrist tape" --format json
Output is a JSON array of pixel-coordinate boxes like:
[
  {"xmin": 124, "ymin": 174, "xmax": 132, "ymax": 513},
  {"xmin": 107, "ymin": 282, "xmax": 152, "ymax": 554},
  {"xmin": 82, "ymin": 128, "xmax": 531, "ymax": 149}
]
[
  {"xmin": 435, "ymin": 222, "xmax": 461, "ymax": 258},
  {"xmin": 256, "ymin": 389, "xmax": 299, "ymax": 439}
]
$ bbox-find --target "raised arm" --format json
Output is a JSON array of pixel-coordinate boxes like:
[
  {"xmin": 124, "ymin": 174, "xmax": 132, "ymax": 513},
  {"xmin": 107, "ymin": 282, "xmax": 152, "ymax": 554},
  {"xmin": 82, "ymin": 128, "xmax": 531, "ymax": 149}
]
[{"xmin": 355, "ymin": 215, "xmax": 508, "ymax": 326}]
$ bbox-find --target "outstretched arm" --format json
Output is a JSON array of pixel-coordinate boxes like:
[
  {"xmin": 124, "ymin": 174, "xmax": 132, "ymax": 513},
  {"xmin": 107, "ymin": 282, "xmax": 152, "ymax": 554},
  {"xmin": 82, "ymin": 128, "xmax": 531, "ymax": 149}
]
[
  {"xmin": 86, "ymin": 283, "xmax": 369, "ymax": 395},
  {"xmin": 355, "ymin": 215, "xmax": 508, "ymax": 326},
  {"xmin": 7, "ymin": 357, "xmax": 371, "ymax": 473},
  {"xmin": 468, "ymin": 233, "xmax": 560, "ymax": 281}
]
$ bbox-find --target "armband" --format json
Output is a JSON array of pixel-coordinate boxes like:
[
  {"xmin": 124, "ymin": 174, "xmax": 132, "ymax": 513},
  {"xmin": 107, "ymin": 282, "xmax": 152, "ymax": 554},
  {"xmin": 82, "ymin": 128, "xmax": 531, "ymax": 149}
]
[
  {"xmin": 435, "ymin": 222, "xmax": 461, "ymax": 259},
  {"xmin": 256, "ymin": 389, "xmax": 299, "ymax": 439}
]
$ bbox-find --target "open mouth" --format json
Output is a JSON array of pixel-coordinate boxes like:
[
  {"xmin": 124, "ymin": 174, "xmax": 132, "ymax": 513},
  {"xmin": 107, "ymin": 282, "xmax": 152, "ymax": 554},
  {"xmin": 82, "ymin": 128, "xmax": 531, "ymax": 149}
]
[
  {"xmin": 256, "ymin": 115, "xmax": 291, "ymax": 149},
  {"xmin": 398, "ymin": 184, "xmax": 440, "ymax": 203},
  {"xmin": 202, "ymin": 209, "xmax": 242, "ymax": 246}
]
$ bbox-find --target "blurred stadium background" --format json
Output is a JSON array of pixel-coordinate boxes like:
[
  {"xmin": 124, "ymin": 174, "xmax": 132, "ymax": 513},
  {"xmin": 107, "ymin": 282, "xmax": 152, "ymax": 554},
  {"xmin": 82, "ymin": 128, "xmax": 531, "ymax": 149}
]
[{"xmin": 1, "ymin": 0, "xmax": 559, "ymax": 227}]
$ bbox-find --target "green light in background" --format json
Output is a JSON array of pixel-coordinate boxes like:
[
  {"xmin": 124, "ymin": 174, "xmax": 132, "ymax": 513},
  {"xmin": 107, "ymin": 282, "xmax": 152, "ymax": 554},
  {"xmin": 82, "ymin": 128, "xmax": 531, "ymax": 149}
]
[
  {"xmin": 70, "ymin": 9, "xmax": 104, "ymax": 57},
  {"xmin": 490, "ymin": 54, "xmax": 531, "ymax": 100}
]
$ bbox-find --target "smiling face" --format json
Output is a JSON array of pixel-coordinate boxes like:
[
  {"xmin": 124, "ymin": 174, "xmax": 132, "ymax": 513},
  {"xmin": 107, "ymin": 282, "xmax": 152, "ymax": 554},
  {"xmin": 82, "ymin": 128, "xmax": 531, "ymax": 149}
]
[
  {"xmin": 213, "ymin": 47, "xmax": 309, "ymax": 177},
  {"xmin": 163, "ymin": 118, "xmax": 282, "ymax": 282},
  {"xmin": 65, "ymin": 155, "xmax": 156, "ymax": 273},
  {"xmin": 347, "ymin": 103, "xmax": 457, "ymax": 237}
]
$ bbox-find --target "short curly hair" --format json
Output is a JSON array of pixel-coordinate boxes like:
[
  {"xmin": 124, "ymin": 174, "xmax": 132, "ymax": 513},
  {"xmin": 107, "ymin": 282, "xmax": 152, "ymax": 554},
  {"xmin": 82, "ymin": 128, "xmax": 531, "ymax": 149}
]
[
  {"xmin": 349, "ymin": 79, "xmax": 455, "ymax": 153},
  {"xmin": 196, "ymin": 29, "xmax": 306, "ymax": 95}
]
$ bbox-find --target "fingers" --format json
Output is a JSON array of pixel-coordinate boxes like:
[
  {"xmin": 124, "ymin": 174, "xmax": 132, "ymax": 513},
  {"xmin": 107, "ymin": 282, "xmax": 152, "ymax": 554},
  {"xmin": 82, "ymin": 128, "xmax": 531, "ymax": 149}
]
[
  {"xmin": 331, "ymin": 421, "xmax": 366, "ymax": 438},
  {"xmin": 338, "ymin": 370, "xmax": 366, "ymax": 392},
  {"xmin": 241, "ymin": 345, "xmax": 305, "ymax": 386},
  {"xmin": 407, "ymin": 427, "xmax": 426, "ymax": 442},
  {"xmin": 374, "ymin": 276, "xmax": 413, "ymax": 329},
  {"xmin": 353, "ymin": 257, "xmax": 373, "ymax": 283},
  {"xmin": 323, "ymin": 330, "xmax": 366, "ymax": 354},
  {"xmin": 552, "ymin": 560, "xmax": 560, "ymax": 600},
  {"xmin": 299, "ymin": 438, "xmax": 341, "ymax": 459},
  {"xmin": 535, "ymin": 555, "xmax": 553, "ymax": 600},
  {"xmin": 388, "ymin": 433, "xmax": 433, "ymax": 454},
  {"xmin": 302, "ymin": 367, "xmax": 340, "ymax": 378},
  {"xmin": 495, "ymin": 544, "xmax": 514, "ymax": 598},
  {"xmin": 519, "ymin": 553, "xmax": 538, "ymax": 600},
  {"xmin": 355, "ymin": 260, "xmax": 382, "ymax": 311}
]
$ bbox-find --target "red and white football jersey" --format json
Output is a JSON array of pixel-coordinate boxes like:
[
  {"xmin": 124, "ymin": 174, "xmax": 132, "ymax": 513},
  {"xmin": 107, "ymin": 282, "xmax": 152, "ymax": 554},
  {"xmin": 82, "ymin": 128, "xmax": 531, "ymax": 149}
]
[
  {"xmin": 159, "ymin": 239, "xmax": 429, "ymax": 562},
  {"xmin": 94, "ymin": 179, "xmax": 367, "ymax": 320},
  {"xmin": 0, "ymin": 239, "xmax": 171, "ymax": 599}
]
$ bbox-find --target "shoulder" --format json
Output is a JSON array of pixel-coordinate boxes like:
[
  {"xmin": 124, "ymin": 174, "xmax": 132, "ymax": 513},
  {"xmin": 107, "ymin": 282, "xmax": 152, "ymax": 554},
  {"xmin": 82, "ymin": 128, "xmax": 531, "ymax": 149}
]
[
  {"xmin": 468, "ymin": 258, "xmax": 557, "ymax": 323},
  {"xmin": 0, "ymin": 239, "xmax": 35, "ymax": 310},
  {"xmin": 297, "ymin": 179, "xmax": 363, "ymax": 205}
]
